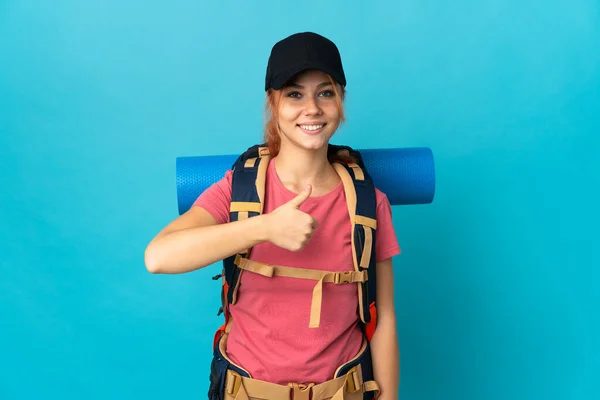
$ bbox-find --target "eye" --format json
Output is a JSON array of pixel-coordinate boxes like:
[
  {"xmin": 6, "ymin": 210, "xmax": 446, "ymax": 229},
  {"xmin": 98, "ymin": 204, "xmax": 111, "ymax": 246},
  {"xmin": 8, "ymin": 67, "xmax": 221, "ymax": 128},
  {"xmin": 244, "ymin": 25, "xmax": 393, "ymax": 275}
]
[
  {"xmin": 319, "ymin": 89, "xmax": 335, "ymax": 97},
  {"xmin": 286, "ymin": 91, "xmax": 302, "ymax": 99}
]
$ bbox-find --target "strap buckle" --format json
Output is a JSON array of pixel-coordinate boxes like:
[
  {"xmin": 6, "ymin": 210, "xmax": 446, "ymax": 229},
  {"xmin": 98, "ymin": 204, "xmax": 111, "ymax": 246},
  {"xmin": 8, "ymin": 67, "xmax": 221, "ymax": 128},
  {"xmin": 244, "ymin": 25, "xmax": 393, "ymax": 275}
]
[
  {"xmin": 334, "ymin": 271, "xmax": 353, "ymax": 284},
  {"xmin": 288, "ymin": 382, "xmax": 314, "ymax": 400},
  {"xmin": 234, "ymin": 254, "xmax": 248, "ymax": 266},
  {"xmin": 258, "ymin": 147, "xmax": 270, "ymax": 157},
  {"xmin": 225, "ymin": 370, "xmax": 243, "ymax": 396},
  {"xmin": 345, "ymin": 366, "xmax": 361, "ymax": 393}
]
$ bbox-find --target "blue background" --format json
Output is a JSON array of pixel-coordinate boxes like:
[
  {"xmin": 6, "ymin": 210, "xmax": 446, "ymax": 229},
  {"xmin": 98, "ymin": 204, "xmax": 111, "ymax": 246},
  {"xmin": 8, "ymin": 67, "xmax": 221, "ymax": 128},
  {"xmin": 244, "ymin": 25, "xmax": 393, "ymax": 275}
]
[{"xmin": 1, "ymin": 1, "xmax": 599, "ymax": 399}]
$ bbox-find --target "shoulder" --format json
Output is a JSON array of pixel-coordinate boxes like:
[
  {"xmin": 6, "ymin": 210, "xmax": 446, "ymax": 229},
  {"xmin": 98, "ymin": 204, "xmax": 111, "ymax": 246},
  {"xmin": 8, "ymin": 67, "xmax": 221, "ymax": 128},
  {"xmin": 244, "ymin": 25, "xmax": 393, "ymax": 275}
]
[
  {"xmin": 192, "ymin": 169, "xmax": 234, "ymax": 224},
  {"xmin": 374, "ymin": 188, "xmax": 391, "ymax": 208},
  {"xmin": 212, "ymin": 169, "xmax": 234, "ymax": 191},
  {"xmin": 222, "ymin": 169, "xmax": 234, "ymax": 185},
  {"xmin": 207, "ymin": 169, "xmax": 234, "ymax": 195},
  {"xmin": 373, "ymin": 187, "xmax": 394, "ymax": 223}
]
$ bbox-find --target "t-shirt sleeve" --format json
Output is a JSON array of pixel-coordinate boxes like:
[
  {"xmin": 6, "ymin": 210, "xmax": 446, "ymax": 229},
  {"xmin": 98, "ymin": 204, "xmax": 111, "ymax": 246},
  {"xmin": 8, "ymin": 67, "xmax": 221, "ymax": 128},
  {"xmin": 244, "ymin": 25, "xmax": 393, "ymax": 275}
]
[
  {"xmin": 374, "ymin": 189, "xmax": 401, "ymax": 262},
  {"xmin": 192, "ymin": 170, "xmax": 233, "ymax": 224}
]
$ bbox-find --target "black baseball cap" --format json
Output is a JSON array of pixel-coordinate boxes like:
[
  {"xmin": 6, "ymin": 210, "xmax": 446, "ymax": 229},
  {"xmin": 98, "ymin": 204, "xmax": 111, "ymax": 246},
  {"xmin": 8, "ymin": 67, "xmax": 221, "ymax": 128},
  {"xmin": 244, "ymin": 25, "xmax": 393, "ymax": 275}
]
[{"xmin": 265, "ymin": 32, "xmax": 346, "ymax": 91}]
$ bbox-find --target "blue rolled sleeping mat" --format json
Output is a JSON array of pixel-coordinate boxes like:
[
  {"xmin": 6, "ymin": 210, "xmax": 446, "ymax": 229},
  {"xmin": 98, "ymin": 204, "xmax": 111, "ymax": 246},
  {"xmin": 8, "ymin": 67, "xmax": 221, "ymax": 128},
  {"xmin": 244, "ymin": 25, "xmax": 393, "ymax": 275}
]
[{"xmin": 176, "ymin": 147, "xmax": 435, "ymax": 215}]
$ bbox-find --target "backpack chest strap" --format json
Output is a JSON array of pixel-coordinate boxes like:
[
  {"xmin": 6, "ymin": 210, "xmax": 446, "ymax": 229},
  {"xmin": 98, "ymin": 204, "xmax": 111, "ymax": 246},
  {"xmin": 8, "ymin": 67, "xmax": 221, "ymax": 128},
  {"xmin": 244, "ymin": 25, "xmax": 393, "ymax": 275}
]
[{"xmin": 236, "ymin": 257, "xmax": 368, "ymax": 328}]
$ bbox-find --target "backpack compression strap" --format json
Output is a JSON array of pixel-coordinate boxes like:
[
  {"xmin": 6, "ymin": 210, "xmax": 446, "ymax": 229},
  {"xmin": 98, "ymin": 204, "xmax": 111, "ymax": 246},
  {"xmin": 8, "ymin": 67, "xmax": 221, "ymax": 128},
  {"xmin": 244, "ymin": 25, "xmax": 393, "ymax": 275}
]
[{"xmin": 234, "ymin": 256, "xmax": 368, "ymax": 328}]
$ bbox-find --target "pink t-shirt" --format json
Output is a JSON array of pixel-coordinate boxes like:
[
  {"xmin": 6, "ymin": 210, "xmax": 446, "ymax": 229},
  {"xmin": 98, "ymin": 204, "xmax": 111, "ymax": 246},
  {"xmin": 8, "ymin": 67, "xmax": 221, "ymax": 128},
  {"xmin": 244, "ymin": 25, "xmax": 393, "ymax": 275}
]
[{"xmin": 194, "ymin": 158, "xmax": 401, "ymax": 385}]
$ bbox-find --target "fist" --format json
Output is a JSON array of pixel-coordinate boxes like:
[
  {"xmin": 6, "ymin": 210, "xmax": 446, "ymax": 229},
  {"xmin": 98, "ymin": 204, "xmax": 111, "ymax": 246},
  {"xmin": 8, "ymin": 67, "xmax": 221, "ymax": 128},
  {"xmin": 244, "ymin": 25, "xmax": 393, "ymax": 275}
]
[{"xmin": 263, "ymin": 184, "xmax": 318, "ymax": 251}]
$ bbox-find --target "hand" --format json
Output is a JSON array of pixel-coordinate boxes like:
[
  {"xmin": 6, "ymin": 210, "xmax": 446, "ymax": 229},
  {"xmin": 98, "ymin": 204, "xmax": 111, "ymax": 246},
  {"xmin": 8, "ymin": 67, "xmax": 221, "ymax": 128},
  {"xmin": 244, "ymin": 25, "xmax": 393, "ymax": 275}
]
[{"xmin": 262, "ymin": 184, "xmax": 318, "ymax": 251}]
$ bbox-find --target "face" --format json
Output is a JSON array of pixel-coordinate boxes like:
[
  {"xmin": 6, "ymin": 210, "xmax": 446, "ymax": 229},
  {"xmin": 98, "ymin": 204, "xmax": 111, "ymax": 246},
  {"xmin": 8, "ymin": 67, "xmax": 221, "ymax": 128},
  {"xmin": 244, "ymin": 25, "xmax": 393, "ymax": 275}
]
[{"xmin": 277, "ymin": 70, "xmax": 342, "ymax": 152}]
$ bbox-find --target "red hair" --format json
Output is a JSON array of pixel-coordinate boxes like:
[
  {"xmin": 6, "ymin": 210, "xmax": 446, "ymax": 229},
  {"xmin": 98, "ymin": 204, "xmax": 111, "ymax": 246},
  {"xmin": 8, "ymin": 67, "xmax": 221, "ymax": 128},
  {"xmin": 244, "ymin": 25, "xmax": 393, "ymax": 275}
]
[{"xmin": 263, "ymin": 74, "xmax": 355, "ymax": 164}]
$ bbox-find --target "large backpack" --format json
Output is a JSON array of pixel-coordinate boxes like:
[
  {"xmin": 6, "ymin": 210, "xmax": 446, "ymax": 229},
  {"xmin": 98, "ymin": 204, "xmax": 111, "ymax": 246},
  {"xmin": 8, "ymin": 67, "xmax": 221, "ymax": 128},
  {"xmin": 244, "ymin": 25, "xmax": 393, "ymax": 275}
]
[{"xmin": 212, "ymin": 143, "xmax": 380, "ymax": 348}]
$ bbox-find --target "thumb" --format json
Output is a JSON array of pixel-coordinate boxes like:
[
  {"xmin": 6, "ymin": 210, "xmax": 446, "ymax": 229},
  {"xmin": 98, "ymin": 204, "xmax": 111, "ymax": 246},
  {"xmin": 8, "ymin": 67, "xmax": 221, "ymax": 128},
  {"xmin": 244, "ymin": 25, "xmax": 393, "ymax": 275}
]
[{"xmin": 289, "ymin": 184, "xmax": 312, "ymax": 208}]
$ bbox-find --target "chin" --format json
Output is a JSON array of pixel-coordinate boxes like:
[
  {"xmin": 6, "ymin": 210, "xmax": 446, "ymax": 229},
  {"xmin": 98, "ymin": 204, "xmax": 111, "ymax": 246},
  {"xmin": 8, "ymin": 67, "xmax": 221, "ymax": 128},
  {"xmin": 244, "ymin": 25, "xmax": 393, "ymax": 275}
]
[{"xmin": 297, "ymin": 135, "xmax": 333, "ymax": 151}]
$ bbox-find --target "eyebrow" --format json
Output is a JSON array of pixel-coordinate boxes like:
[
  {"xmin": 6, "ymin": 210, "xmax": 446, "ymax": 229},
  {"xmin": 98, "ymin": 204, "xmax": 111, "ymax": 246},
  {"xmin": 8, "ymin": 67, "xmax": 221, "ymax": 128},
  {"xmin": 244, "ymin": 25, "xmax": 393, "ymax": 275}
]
[{"xmin": 285, "ymin": 81, "xmax": 332, "ymax": 89}]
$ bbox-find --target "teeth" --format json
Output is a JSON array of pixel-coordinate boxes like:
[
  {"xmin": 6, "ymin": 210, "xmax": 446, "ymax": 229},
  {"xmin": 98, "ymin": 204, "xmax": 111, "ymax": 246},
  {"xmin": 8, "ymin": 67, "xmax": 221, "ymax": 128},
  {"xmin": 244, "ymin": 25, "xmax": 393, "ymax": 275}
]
[{"xmin": 300, "ymin": 124, "xmax": 323, "ymax": 131}]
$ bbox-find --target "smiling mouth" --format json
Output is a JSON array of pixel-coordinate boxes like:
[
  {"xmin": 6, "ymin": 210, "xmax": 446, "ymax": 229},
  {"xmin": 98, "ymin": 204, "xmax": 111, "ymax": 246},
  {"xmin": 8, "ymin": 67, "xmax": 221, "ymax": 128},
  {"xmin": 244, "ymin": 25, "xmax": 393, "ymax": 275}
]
[{"xmin": 297, "ymin": 123, "xmax": 326, "ymax": 133}]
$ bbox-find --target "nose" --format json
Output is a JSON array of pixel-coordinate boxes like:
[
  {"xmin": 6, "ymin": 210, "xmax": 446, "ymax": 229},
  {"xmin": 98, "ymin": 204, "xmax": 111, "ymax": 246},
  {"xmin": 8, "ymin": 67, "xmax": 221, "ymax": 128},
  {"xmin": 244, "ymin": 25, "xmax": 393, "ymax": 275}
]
[{"xmin": 304, "ymin": 95, "xmax": 323, "ymax": 116}]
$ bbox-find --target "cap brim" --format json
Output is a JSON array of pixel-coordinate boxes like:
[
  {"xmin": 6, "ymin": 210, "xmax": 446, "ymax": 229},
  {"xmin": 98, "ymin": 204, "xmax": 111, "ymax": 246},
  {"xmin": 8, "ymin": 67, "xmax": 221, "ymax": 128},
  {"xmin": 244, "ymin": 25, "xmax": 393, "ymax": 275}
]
[{"xmin": 268, "ymin": 63, "xmax": 346, "ymax": 91}]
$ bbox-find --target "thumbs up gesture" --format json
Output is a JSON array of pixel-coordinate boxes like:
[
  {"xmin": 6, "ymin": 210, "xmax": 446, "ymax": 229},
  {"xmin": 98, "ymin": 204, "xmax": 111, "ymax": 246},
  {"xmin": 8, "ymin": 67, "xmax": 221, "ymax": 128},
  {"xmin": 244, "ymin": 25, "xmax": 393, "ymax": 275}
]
[{"xmin": 263, "ymin": 185, "xmax": 318, "ymax": 251}]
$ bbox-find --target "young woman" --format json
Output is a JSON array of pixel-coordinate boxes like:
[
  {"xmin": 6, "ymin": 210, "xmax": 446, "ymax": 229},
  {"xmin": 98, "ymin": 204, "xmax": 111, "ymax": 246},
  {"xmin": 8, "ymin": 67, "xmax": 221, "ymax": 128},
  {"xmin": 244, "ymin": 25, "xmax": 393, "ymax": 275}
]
[{"xmin": 145, "ymin": 32, "xmax": 401, "ymax": 400}]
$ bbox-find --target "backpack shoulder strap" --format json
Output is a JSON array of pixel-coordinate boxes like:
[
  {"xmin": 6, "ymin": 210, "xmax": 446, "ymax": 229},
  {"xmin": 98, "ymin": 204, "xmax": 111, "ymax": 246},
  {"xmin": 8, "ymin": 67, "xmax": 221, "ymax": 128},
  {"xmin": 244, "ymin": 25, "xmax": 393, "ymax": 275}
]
[
  {"xmin": 230, "ymin": 144, "xmax": 270, "ymax": 218},
  {"xmin": 223, "ymin": 144, "xmax": 271, "ymax": 306},
  {"xmin": 214, "ymin": 144, "xmax": 270, "ymax": 348},
  {"xmin": 330, "ymin": 144, "xmax": 378, "ymax": 330}
]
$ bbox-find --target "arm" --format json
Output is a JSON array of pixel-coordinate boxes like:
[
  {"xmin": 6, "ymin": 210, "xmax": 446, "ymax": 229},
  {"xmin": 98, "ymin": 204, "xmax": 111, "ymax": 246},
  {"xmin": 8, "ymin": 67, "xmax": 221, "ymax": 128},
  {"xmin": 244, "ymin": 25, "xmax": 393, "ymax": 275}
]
[
  {"xmin": 144, "ymin": 185, "xmax": 317, "ymax": 274},
  {"xmin": 144, "ymin": 206, "xmax": 271, "ymax": 274},
  {"xmin": 369, "ymin": 257, "xmax": 400, "ymax": 400}
]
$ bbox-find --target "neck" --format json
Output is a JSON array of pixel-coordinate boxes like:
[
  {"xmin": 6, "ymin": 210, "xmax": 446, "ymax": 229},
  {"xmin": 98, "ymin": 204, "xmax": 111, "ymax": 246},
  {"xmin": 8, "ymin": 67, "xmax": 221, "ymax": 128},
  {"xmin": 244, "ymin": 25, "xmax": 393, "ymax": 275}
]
[{"xmin": 273, "ymin": 142, "xmax": 339, "ymax": 195}]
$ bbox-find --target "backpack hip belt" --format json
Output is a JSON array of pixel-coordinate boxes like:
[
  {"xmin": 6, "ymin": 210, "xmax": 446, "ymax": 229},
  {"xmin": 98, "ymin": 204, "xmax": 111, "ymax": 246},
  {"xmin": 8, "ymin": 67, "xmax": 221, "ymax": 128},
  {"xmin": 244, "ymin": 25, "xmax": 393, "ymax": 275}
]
[{"xmin": 209, "ymin": 332, "xmax": 380, "ymax": 400}]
